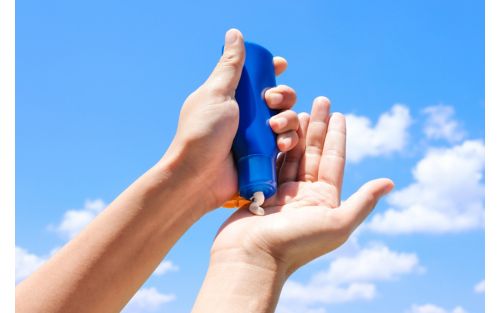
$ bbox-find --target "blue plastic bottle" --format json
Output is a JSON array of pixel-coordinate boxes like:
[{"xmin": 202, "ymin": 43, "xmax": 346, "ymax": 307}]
[{"xmin": 232, "ymin": 42, "xmax": 279, "ymax": 208}]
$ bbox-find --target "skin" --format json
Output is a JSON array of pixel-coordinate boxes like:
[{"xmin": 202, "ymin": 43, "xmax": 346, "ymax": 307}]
[
  {"xmin": 191, "ymin": 32, "xmax": 394, "ymax": 313},
  {"xmin": 16, "ymin": 29, "xmax": 393, "ymax": 313},
  {"xmin": 15, "ymin": 29, "xmax": 298, "ymax": 313},
  {"xmin": 192, "ymin": 98, "xmax": 393, "ymax": 313}
]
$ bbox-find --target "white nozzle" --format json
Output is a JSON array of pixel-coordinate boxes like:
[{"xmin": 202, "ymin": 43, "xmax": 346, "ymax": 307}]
[{"xmin": 249, "ymin": 191, "xmax": 265, "ymax": 216}]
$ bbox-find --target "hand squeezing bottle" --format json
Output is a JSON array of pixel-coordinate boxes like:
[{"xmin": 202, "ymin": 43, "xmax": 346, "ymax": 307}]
[{"xmin": 232, "ymin": 42, "xmax": 279, "ymax": 216}]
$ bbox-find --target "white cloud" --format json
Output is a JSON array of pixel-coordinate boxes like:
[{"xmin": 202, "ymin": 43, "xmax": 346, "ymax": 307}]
[
  {"xmin": 277, "ymin": 304, "xmax": 328, "ymax": 313},
  {"xmin": 312, "ymin": 244, "xmax": 423, "ymax": 285},
  {"xmin": 474, "ymin": 279, "xmax": 485, "ymax": 293},
  {"xmin": 122, "ymin": 287, "xmax": 175, "ymax": 313},
  {"xmin": 406, "ymin": 304, "xmax": 467, "ymax": 313},
  {"xmin": 282, "ymin": 280, "xmax": 376, "ymax": 304},
  {"xmin": 423, "ymin": 105, "xmax": 466, "ymax": 143},
  {"xmin": 50, "ymin": 199, "xmax": 106, "ymax": 239},
  {"xmin": 16, "ymin": 246, "xmax": 46, "ymax": 283},
  {"xmin": 367, "ymin": 140, "xmax": 484, "ymax": 234},
  {"xmin": 153, "ymin": 260, "xmax": 179, "ymax": 276},
  {"xmin": 345, "ymin": 104, "xmax": 411, "ymax": 163},
  {"xmin": 278, "ymin": 244, "xmax": 421, "ymax": 309}
]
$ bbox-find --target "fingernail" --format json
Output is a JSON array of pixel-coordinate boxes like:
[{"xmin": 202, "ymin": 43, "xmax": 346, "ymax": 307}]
[
  {"xmin": 271, "ymin": 117, "xmax": 287, "ymax": 129},
  {"xmin": 268, "ymin": 93, "xmax": 284, "ymax": 105},
  {"xmin": 280, "ymin": 136, "xmax": 292, "ymax": 149},
  {"xmin": 225, "ymin": 29, "xmax": 238, "ymax": 45},
  {"xmin": 332, "ymin": 112, "xmax": 344, "ymax": 120},
  {"xmin": 383, "ymin": 184, "xmax": 394, "ymax": 195}
]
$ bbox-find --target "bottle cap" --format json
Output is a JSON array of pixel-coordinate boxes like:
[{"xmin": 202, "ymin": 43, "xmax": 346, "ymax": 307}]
[{"xmin": 237, "ymin": 154, "xmax": 277, "ymax": 200}]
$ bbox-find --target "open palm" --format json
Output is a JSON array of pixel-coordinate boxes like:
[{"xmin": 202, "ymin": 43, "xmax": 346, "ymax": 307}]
[{"xmin": 212, "ymin": 97, "xmax": 393, "ymax": 274}]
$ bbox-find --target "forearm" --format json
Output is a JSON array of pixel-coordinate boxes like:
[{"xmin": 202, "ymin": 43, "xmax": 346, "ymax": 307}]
[
  {"xmin": 192, "ymin": 250, "xmax": 287, "ymax": 313},
  {"xmin": 16, "ymin": 151, "xmax": 206, "ymax": 313}
]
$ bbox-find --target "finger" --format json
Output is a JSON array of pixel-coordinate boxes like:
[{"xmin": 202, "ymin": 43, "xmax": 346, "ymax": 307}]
[
  {"xmin": 333, "ymin": 178, "xmax": 394, "ymax": 233},
  {"xmin": 318, "ymin": 112, "xmax": 346, "ymax": 191},
  {"xmin": 264, "ymin": 85, "xmax": 297, "ymax": 110},
  {"xmin": 279, "ymin": 113, "xmax": 309, "ymax": 183},
  {"xmin": 276, "ymin": 152, "xmax": 286, "ymax": 173},
  {"xmin": 273, "ymin": 56, "xmax": 288, "ymax": 76},
  {"xmin": 204, "ymin": 29, "xmax": 245, "ymax": 96},
  {"xmin": 299, "ymin": 97, "xmax": 331, "ymax": 182},
  {"xmin": 269, "ymin": 110, "xmax": 299, "ymax": 134},
  {"xmin": 277, "ymin": 131, "xmax": 299, "ymax": 152}
]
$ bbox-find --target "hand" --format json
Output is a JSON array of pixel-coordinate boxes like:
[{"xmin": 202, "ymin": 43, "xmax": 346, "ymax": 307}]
[
  {"xmin": 210, "ymin": 97, "xmax": 394, "ymax": 275},
  {"xmin": 162, "ymin": 29, "xmax": 299, "ymax": 212}
]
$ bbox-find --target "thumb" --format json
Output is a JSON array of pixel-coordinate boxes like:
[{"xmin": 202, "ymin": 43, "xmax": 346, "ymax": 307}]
[
  {"xmin": 205, "ymin": 28, "xmax": 245, "ymax": 96},
  {"xmin": 336, "ymin": 178, "xmax": 394, "ymax": 232}
]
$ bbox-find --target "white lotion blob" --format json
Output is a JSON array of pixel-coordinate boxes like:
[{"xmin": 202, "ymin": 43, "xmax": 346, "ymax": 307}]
[{"xmin": 249, "ymin": 191, "xmax": 265, "ymax": 216}]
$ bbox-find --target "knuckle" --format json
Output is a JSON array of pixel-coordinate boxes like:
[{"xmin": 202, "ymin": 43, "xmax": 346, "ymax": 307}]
[
  {"xmin": 203, "ymin": 79, "xmax": 231, "ymax": 97},
  {"xmin": 305, "ymin": 144, "xmax": 323, "ymax": 155},
  {"xmin": 323, "ymin": 148, "xmax": 346, "ymax": 161},
  {"xmin": 328, "ymin": 126, "xmax": 346, "ymax": 136},
  {"xmin": 221, "ymin": 52, "xmax": 242, "ymax": 67},
  {"xmin": 304, "ymin": 172, "xmax": 317, "ymax": 182}
]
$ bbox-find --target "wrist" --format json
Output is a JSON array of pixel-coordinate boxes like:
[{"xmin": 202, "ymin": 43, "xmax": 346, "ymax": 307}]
[
  {"xmin": 158, "ymin": 137, "xmax": 232, "ymax": 213},
  {"xmin": 193, "ymin": 249, "xmax": 288, "ymax": 313},
  {"xmin": 210, "ymin": 246, "xmax": 288, "ymax": 277},
  {"xmin": 153, "ymin": 143, "xmax": 213, "ymax": 214}
]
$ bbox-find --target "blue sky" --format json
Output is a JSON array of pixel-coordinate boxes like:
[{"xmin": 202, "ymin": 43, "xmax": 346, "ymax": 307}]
[{"xmin": 16, "ymin": 1, "xmax": 484, "ymax": 312}]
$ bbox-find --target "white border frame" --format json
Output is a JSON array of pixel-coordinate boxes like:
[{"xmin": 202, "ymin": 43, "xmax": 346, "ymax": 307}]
[
  {"xmin": 0, "ymin": 1, "xmax": 495, "ymax": 312},
  {"xmin": 0, "ymin": 0, "xmax": 15, "ymax": 311},
  {"xmin": 485, "ymin": 0, "xmax": 498, "ymax": 312}
]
